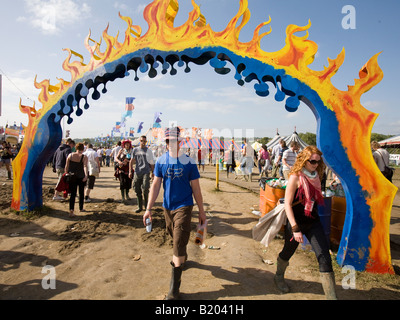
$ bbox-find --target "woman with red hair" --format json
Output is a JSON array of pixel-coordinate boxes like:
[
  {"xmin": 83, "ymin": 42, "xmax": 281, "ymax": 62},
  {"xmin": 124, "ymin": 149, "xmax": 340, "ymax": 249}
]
[{"xmin": 274, "ymin": 145, "xmax": 337, "ymax": 299}]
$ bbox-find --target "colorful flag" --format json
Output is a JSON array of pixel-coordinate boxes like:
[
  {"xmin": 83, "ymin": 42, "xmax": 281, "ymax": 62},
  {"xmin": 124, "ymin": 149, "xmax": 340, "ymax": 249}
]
[
  {"xmin": 126, "ymin": 97, "xmax": 135, "ymax": 111},
  {"xmin": 153, "ymin": 112, "xmax": 162, "ymax": 128},
  {"xmin": 137, "ymin": 121, "xmax": 144, "ymax": 134},
  {"xmin": 129, "ymin": 127, "xmax": 135, "ymax": 137},
  {"xmin": 121, "ymin": 97, "xmax": 135, "ymax": 122}
]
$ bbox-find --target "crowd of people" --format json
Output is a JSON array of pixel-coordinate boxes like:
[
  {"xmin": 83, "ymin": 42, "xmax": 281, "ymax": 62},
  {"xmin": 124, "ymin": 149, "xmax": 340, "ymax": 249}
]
[
  {"xmin": 49, "ymin": 132, "xmax": 337, "ymax": 299},
  {"xmin": 1, "ymin": 132, "xmax": 395, "ymax": 300}
]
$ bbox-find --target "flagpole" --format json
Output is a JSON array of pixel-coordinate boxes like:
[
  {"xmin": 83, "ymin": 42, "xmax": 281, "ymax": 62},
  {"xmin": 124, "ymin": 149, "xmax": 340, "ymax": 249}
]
[{"xmin": 0, "ymin": 74, "xmax": 2, "ymax": 117}]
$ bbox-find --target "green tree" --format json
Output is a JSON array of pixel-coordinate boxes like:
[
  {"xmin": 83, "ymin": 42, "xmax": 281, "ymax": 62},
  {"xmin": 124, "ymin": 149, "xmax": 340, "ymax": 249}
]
[
  {"xmin": 370, "ymin": 133, "xmax": 393, "ymax": 143},
  {"xmin": 258, "ymin": 137, "xmax": 271, "ymax": 145},
  {"xmin": 298, "ymin": 132, "xmax": 316, "ymax": 146}
]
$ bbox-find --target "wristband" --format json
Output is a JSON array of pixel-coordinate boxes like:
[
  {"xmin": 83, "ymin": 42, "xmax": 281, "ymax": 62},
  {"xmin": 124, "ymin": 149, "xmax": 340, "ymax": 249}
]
[{"xmin": 291, "ymin": 224, "xmax": 300, "ymax": 233}]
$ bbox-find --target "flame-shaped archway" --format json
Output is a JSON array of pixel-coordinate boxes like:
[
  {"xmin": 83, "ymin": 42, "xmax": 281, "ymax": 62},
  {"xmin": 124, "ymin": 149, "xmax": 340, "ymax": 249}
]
[{"xmin": 11, "ymin": 0, "xmax": 397, "ymax": 274}]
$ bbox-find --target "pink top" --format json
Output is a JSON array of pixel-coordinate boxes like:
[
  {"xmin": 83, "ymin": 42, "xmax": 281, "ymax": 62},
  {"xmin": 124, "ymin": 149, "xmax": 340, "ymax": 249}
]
[{"xmin": 259, "ymin": 149, "xmax": 270, "ymax": 160}]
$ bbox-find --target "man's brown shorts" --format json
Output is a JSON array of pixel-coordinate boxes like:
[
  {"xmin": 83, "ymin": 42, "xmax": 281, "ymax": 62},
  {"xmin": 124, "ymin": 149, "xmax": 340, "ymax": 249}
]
[{"xmin": 163, "ymin": 206, "xmax": 193, "ymax": 257}]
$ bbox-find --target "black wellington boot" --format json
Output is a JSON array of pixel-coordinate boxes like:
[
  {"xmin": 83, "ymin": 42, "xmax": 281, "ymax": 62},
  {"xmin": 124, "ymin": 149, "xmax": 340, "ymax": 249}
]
[
  {"xmin": 165, "ymin": 262, "xmax": 183, "ymax": 300},
  {"xmin": 135, "ymin": 196, "xmax": 143, "ymax": 213},
  {"xmin": 274, "ymin": 256, "xmax": 290, "ymax": 293}
]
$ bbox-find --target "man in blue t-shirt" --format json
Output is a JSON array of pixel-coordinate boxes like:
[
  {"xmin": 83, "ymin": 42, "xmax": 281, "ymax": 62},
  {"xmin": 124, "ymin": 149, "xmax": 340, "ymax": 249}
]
[{"xmin": 143, "ymin": 127, "xmax": 206, "ymax": 300}]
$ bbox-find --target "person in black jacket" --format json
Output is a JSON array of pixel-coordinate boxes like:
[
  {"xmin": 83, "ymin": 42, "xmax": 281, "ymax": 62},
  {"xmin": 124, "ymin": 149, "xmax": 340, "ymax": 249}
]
[
  {"xmin": 52, "ymin": 138, "xmax": 75, "ymax": 200},
  {"xmin": 0, "ymin": 141, "xmax": 13, "ymax": 180}
]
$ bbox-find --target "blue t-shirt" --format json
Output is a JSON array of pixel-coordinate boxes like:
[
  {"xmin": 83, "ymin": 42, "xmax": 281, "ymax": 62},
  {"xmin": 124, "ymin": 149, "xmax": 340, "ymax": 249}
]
[{"xmin": 154, "ymin": 152, "xmax": 200, "ymax": 211}]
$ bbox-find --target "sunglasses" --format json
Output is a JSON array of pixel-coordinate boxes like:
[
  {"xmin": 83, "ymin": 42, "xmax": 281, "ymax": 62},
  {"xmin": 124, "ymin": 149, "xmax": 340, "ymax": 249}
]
[{"xmin": 307, "ymin": 159, "xmax": 321, "ymax": 165}]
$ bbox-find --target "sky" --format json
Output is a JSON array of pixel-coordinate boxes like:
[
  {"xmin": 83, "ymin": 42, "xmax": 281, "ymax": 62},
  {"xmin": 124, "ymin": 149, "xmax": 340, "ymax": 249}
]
[{"xmin": 0, "ymin": 0, "xmax": 399, "ymax": 140}]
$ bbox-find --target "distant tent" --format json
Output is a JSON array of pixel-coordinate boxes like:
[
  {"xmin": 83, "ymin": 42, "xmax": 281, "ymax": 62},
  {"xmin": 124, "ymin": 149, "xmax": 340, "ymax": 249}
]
[
  {"xmin": 180, "ymin": 138, "xmax": 209, "ymax": 149},
  {"xmin": 284, "ymin": 130, "xmax": 309, "ymax": 150},
  {"xmin": 180, "ymin": 138, "xmax": 199, "ymax": 149},
  {"xmin": 223, "ymin": 140, "xmax": 240, "ymax": 151},
  {"xmin": 179, "ymin": 138, "xmax": 240, "ymax": 151},
  {"xmin": 379, "ymin": 135, "xmax": 400, "ymax": 147},
  {"xmin": 266, "ymin": 128, "xmax": 308, "ymax": 150},
  {"xmin": 266, "ymin": 129, "xmax": 282, "ymax": 149},
  {"xmin": 209, "ymin": 138, "xmax": 224, "ymax": 149}
]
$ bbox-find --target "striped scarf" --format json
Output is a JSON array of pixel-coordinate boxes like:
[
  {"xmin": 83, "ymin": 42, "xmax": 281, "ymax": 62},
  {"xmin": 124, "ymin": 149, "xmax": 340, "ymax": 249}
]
[{"xmin": 298, "ymin": 169, "xmax": 324, "ymax": 217}]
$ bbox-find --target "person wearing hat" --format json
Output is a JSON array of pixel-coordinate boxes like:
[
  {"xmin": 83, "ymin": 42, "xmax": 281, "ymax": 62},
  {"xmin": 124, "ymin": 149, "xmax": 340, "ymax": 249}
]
[
  {"xmin": 143, "ymin": 127, "xmax": 207, "ymax": 300},
  {"xmin": 116, "ymin": 140, "xmax": 134, "ymax": 203}
]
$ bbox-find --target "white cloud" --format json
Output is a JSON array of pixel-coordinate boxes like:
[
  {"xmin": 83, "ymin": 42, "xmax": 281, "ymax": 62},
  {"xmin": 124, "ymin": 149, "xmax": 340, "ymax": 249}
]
[
  {"xmin": 20, "ymin": 0, "xmax": 91, "ymax": 35},
  {"xmin": 2, "ymin": 70, "xmax": 38, "ymax": 100},
  {"xmin": 113, "ymin": 2, "xmax": 147, "ymax": 15},
  {"xmin": 113, "ymin": 2, "xmax": 129, "ymax": 12}
]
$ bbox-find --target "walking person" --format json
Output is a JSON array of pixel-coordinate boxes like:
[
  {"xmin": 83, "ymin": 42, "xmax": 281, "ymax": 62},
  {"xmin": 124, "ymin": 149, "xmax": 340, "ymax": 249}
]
[
  {"xmin": 270, "ymin": 139, "xmax": 283, "ymax": 178},
  {"xmin": 97, "ymin": 147, "xmax": 104, "ymax": 167},
  {"xmin": 277, "ymin": 140, "xmax": 288, "ymax": 179},
  {"xmin": 52, "ymin": 138, "xmax": 75, "ymax": 200},
  {"xmin": 240, "ymin": 138, "xmax": 254, "ymax": 181},
  {"xmin": 105, "ymin": 146, "xmax": 112, "ymax": 167},
  {"xmin": 116, "ymin": 140, "xmax": 133, "ymax": 203},
  {"xmin": 65, "ymin": 143, "xmax": 88, "ymax": 217},
  {"xmin": 274, "ymin": 145, "xmax": 337, "ymax": 299},
  {"xmin": 282, "ymin": 141, "xmax": 299, "ymax": 180},
  {"xmin": 0, "ymin": 141, "xmax": 13, "ymax": 180},
  {"xmin": 111, "ymin": 141, "xmax": 122, "ymax": 179},
  {"xmin": 197, "ymin": 147, "xmax": 205, "ymax": 173},
  {"xmin": 83, "ymin": 143, "xmax": 101, "ymax": 203},
  {"xmin": 129, "ymin": 135, "xmax": 155, "ymax": 213},
  {"xmin": 225, "ymin": 143, "xmax": 236, "ymax": 178},
  {"xmin": 143, "ymin": 127, "xmax": 206, "ymax": 300},
  {"xmin": 258, "ymin": 144, "xmax": 270, "ymax": 178},
  {"xmin": 371, "ymin": 141, "xmax": 393, "ymax": 182}
]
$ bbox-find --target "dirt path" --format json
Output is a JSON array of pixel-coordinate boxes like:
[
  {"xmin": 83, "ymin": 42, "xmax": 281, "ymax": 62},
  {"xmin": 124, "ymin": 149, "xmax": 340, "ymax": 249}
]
[{"xmin": 0, "ymin": 166, "xmax": 399, "ymax": 300}]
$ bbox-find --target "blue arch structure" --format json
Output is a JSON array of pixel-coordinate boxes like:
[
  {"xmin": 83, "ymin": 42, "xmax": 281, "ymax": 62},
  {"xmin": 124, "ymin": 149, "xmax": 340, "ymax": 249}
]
[{"xmin": 12, "ymin": 1, "xmax": 396, "ymax": 274}]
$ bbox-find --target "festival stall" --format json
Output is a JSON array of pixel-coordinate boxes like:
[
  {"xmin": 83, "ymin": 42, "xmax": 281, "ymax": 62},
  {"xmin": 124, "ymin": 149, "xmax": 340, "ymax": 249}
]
[{"xmin": 379, "ymin": 135, "xmax": 400, "ymax": 147}]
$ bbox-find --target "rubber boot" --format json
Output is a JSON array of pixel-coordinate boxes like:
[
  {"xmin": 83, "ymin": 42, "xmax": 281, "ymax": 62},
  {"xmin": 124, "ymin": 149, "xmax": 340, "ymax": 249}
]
[
  {"xmin": 7, "ymin": 171, "xmax": 12, "ymax": 180},
  {"xmin": 274, "ymin": 256, "xmax": 290, "ymax": 293},
  {"xmin": 120, "ymin": 190, "xmax": 126, "ymax": 202},
  {"xmin": 125, "ymin": 189, "xmax": 131, "ymax": 200},
  {"xmin": 320, "ymin": 272, "xmax": 338, "ymax": 300},
  {"xmin": 165, "ymin": 262, "xmax": 183, "ymax": 300},
  {"xmin": 135, "ymin": 195, "xmax": 143, "ymax": 213}
]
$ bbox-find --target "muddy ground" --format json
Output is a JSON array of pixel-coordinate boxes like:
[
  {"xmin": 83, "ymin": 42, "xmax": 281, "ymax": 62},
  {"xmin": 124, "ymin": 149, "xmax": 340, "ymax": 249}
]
[{"xmin": 0, "ymin": 165, "xmax": 399, "ymax": 300}]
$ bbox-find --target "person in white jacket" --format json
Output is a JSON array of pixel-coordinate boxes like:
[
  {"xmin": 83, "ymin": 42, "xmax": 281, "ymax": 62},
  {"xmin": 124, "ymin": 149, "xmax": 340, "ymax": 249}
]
[{"xmin": 83, "ymin": 144, "xmax": 101, "ymax": 202}]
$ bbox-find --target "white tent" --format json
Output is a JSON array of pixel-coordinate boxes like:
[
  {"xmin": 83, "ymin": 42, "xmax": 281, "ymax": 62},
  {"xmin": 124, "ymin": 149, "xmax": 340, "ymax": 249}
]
[
  {"xmin": 267, "ymin": 129, "xmax": 309, "ymax": 150},
  {"xmin": 284, "ymin": 131, "xmax": 309, "ymax": 150},
  {"xmin": 266, "ymin": 130, "xmax": 283, "ymax": 149}
]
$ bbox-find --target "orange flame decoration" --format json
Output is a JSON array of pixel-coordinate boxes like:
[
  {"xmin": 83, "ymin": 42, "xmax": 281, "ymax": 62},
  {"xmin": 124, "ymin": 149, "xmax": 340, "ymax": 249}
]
[{"xmin": 13, "ymin": 0, "xmax": 397, "ymax": 273}]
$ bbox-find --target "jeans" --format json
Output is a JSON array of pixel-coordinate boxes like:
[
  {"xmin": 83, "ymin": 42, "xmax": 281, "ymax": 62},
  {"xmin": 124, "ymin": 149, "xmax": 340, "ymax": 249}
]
[
  {"xmin": 279, "ymin": 220, "xmax": 333, "ymax": 273},
  {"xmin": 69, "ymin": 178, "xmax": 86, "ymax": 211}
]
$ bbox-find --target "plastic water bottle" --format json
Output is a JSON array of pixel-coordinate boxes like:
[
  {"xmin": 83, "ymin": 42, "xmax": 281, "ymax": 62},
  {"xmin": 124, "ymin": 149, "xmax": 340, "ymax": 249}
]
[{"xmin": 146, "ymin": 218, "xmax": 152, "ymax": 232}]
